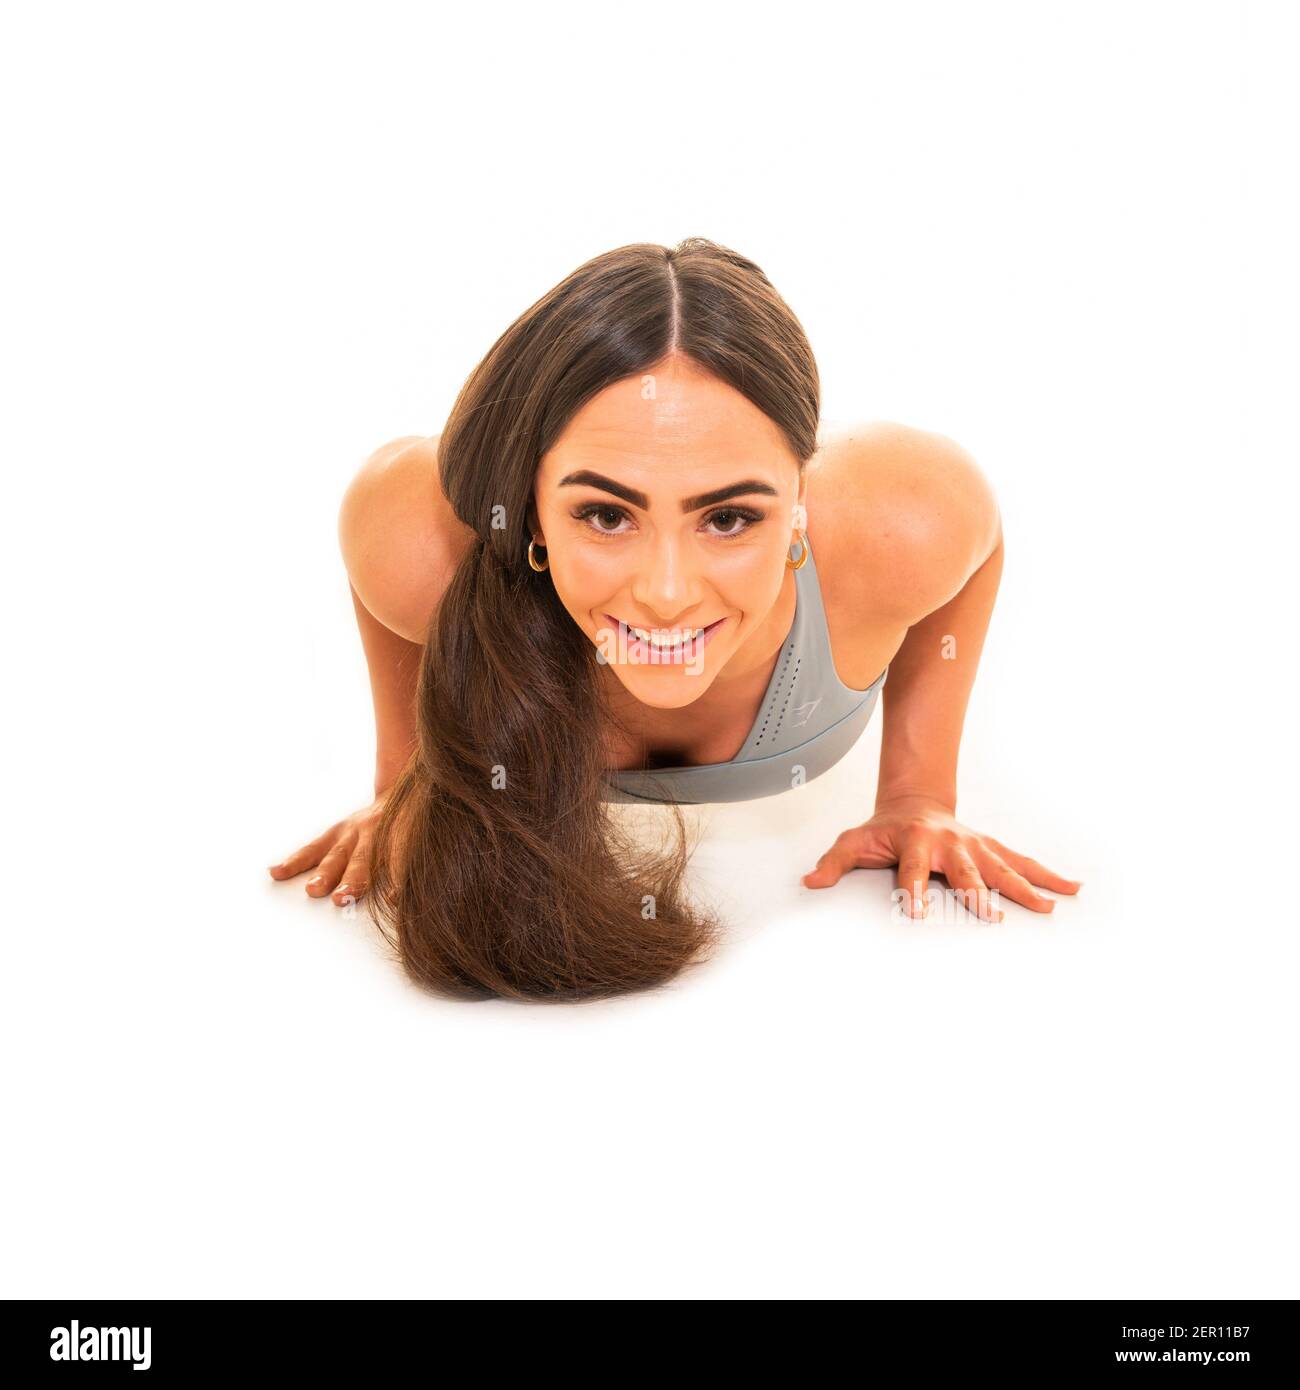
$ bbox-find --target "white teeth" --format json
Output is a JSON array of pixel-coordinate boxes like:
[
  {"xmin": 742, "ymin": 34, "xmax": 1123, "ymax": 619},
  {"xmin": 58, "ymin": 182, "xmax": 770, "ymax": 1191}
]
[{"xmin": 626, "ymin": 623, "xmax": 704, "ymax": 648}]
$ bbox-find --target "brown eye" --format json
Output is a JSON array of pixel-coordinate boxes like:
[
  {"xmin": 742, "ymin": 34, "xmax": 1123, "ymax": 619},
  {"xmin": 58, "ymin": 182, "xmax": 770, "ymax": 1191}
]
[
  {"xmin": 572, "ymin": 503, "xmax": 632, "ymax": 535},
  {"xmin": 704, "ymin": 507, "xmax": 764, "ymax": 537}
]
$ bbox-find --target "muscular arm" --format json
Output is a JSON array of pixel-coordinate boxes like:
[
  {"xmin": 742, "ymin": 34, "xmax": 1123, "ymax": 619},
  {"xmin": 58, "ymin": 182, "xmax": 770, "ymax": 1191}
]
[
  {"xmin": 338, "ymin": 432, "xmax": 466, "ymax": 798},
  {"xmin": 875, "ymin": 531, "xmax": 1004, "ymax": 813},
  {"xmin": 349, "ymin": 581, "xmax": 423, "ymax": 797},
  {"xmin": 833, "ymin": 425, "xmax": 1003, "ymax": 815},
  {"xmin": 805, "ymin": 429, "xmax": 1080, "ymax": 914}
]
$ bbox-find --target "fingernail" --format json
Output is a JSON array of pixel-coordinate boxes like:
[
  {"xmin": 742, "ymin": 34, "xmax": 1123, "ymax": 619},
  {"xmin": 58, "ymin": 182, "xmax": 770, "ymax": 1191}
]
[
  {"xmin": 308, "ymin": 875, "xmax": 323, "ymax": 886},
  {"xmin": 336, "ymin": 884, "xmax": 350, "ymax": 896}
]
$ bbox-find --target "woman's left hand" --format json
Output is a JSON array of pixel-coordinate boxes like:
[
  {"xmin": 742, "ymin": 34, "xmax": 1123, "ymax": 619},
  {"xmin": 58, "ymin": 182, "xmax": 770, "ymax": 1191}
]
[{"xmin": 801, "ymin": 794, "xmax": 1083, "ymax": 921}]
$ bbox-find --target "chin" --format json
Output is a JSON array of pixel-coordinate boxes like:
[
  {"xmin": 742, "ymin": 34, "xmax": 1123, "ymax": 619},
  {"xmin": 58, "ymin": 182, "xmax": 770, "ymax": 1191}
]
[{"xmin": 614, "ymin": 670, "xmax": 714, "ymax": 709}]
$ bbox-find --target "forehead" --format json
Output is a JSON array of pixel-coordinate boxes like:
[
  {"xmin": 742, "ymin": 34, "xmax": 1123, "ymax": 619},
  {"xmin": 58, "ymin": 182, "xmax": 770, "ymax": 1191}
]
[{"xmin": 537, "ymin": 362, "xmax": 795, "ymax": 488}]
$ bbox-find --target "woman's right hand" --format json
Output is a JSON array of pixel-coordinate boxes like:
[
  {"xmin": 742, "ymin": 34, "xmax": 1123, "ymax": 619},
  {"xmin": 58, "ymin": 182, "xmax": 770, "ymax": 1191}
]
[{"xmin": 267, "ymin": 793, "xmax": 390, "ymax": 905}]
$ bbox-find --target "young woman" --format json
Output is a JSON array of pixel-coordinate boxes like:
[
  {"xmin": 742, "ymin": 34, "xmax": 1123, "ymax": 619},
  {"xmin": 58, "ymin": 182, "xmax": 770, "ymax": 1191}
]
[{"xmin": 268, "ymin": 238, "xmax": 1081, "ymax": 1001}]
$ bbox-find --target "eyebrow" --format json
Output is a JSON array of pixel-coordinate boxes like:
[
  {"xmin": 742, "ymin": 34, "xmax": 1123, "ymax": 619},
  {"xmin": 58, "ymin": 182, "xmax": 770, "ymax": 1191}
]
[{"xmin": 557, "ymin": 469, "xmax": 779, "ymax": 513}]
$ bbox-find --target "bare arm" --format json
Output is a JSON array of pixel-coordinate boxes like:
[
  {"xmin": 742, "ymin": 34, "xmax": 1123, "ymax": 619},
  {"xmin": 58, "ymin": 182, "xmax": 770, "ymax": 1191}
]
[
  {"xmin": 338, "ymin": 432, "xmax": 468, "ymax": 795},
  {"xmin": 875, "ymin": 531, "xmax": 1004, "ymax": 813},
  {"xmin": 269, "ymin": 433, "xmax": 461, "ymax": 902},
  {"xmin": 804, "ymin": 430, "xmax": 1080, "ymax": 919},
  {"xmin": 348, "ymin": 580, "xmax": 423, "ymax": 797}
]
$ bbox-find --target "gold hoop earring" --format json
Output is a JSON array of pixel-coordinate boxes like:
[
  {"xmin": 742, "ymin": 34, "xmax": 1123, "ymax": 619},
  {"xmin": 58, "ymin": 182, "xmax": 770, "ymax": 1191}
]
[
  {"xmin": 527, "ymin": 538, "xmax": 549, "ymax": 572},
  {"xmin": 786, "ymin": 531, "xmax": 808, "ymax": 570}
]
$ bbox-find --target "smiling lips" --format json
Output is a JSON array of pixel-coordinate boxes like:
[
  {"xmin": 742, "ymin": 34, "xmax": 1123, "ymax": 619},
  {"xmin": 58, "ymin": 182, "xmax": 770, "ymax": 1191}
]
[{"xmin": 605, "ymin": 615, "xmax": 728, "ymax": 666}]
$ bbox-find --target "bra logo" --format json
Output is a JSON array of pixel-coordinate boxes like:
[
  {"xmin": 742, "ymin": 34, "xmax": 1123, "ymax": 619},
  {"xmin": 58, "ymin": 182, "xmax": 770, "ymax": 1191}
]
[{"xmin": 789, "ymin": 698, "xmax": 822, "ymax": 728}]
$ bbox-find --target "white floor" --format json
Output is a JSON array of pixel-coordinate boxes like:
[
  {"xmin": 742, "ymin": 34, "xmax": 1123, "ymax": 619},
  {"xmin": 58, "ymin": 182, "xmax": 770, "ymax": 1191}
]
[{"xmin": 6, "ymin": 597, "xmax": 1293, "ymax": 1297}]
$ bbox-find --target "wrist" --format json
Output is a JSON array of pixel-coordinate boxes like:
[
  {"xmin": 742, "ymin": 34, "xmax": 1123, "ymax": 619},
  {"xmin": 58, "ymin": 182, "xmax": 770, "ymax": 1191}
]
[
  {"xmin": 374, "ymin": 767, "xmax": 403, "ymax": 801},
  {"xmin": 875, "ymin": 788, "xmax": 956, "ymax": 816},
  {"xmin": 375, "ymin": 745, "xmax": 416, "ymax": 800}
]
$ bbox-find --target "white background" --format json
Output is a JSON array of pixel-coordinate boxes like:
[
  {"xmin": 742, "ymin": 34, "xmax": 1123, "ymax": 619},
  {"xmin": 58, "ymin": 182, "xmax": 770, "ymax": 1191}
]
[{"xmin": 3, "ymin": 0, "xmax": 1296, "ymax": 1299}]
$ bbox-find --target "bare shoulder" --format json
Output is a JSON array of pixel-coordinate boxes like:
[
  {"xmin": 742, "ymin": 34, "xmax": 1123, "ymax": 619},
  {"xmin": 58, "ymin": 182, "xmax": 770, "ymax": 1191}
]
[
  {"xmin": 807, "ymin": 420, "xmax": 1003, "ymax": 625},
  {"xmin": 338, "ymin": 433, "xmax": 476, "ymax": 643}
]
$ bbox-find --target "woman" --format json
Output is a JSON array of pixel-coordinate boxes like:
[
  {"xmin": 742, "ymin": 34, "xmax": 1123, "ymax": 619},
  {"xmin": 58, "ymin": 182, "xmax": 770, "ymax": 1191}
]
[{"xmin": 268, "ymin": 238, "xmax": 1081, "ymax": 1000}]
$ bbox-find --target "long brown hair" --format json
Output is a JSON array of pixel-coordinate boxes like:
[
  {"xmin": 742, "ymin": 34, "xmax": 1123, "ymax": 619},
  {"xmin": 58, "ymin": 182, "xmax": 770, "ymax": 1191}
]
[{"xmin": 367, "ymin": 237, "xmax": 821, "ymax": 1001}]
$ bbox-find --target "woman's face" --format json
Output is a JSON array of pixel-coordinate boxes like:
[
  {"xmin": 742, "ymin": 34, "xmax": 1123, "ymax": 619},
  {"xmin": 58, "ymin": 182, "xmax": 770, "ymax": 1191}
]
[{"xmin": 532, "ymin": 357, "xmax": 807, "ymax": 711}]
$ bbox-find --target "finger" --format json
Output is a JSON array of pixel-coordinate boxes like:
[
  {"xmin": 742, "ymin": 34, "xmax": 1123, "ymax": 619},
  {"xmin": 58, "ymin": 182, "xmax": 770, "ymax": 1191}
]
[
  {"xmin": 332, "ymin": 854, "xmax": 370, "ymax": 906},
  {"xmin": 897, "ymin": 849, "xmax": 932, "ymax": 919},
  {"xmin": 802, "ymin": 836, "xmax": 865, "ymax": 888},
  {"xmin": 305, "ymin": 835, "xmax": 356, "ymax": 897},
  {"xmin": 269, "ymin": 825, "xmax": 343, "ymax": 881},
  {"xmin": 940, "ymin": 850, "xmax": 1002, "ymax": 922},
  {"xmin": 975, "ymin": 850, "xmax": 1054, "ymax": 914},
  {"xmin": 985, "ymin": 837, "xmax": 1082, "ymax": 893}
]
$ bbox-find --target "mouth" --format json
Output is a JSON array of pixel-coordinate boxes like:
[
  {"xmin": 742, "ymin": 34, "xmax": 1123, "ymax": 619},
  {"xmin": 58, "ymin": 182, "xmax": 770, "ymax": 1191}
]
[{"xmin": 604, "ymin": 615, "xmax": 728, "ymax": 666}]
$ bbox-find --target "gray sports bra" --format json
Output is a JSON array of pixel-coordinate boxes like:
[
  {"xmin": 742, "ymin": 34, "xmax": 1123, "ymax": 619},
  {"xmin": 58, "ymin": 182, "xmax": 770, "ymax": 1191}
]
[{"xmin": 600, "ymin": 531, "xmax": 888, "ymax": 805}]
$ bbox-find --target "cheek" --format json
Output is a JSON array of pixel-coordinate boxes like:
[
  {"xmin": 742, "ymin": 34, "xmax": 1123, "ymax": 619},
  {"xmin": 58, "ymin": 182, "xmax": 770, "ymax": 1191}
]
[
  {"xmin": 569, "ymin": 549, "xmax": 618, "ymax": 586},
  {"xmin": 549, "ymin": 550, "xmax": 620, "ymax": 621},
  {"xmin": 720, "ymin": 546, "xmax": 786, "ymax": 616}
]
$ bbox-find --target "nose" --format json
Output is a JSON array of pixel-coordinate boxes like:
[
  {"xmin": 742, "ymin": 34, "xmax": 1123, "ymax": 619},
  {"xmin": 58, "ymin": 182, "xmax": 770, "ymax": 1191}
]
[{"xmin": 629, "ymin": 535, "xmax": 702, "ymax": 624}]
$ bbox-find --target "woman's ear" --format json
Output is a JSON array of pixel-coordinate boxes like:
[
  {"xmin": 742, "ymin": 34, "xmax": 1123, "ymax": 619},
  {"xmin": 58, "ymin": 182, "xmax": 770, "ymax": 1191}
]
[{"xmin": 524, "ymin": 501, "xmax": 543, "ymax": 544}]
